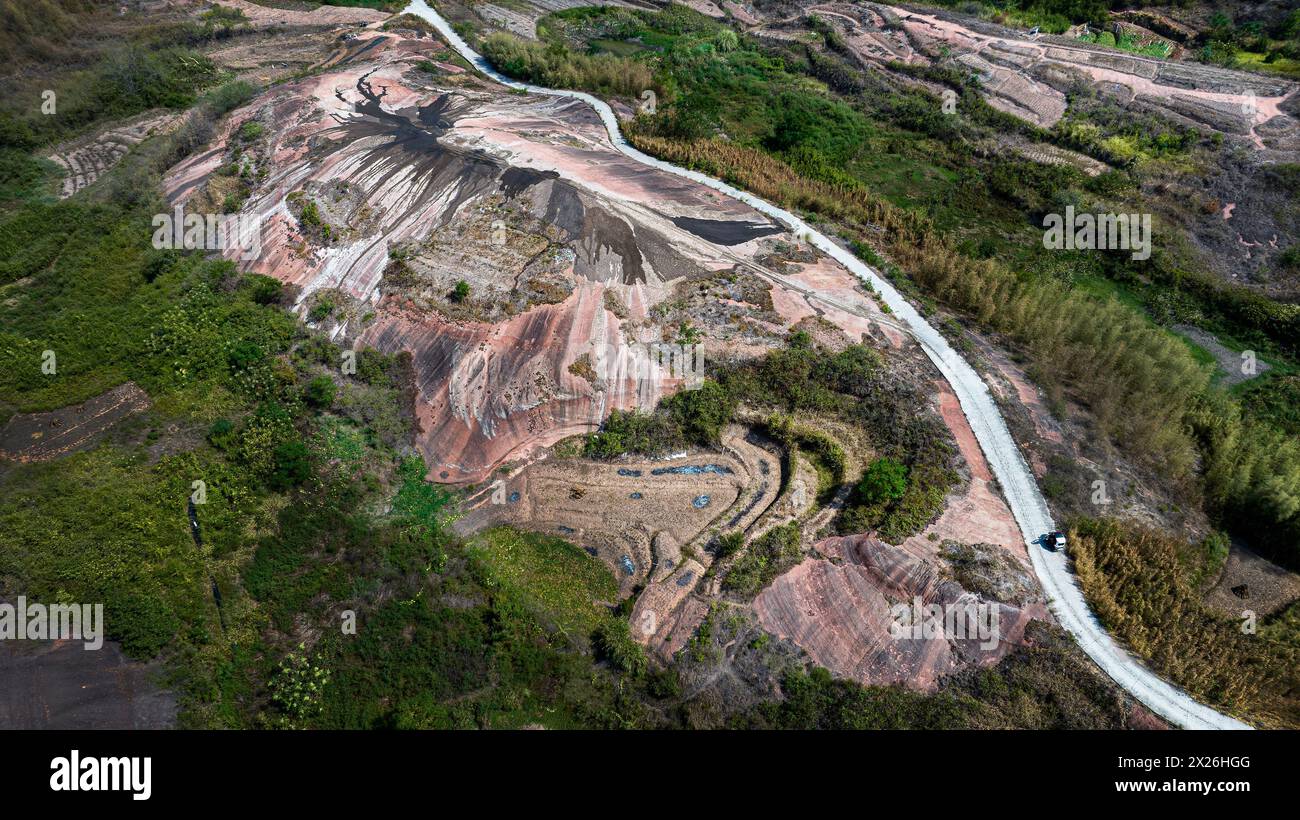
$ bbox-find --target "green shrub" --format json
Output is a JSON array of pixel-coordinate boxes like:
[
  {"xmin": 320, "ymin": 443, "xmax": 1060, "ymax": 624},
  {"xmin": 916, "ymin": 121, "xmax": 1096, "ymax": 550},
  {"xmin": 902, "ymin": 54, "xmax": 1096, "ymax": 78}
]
[
  {"xmin": 593, "ymin": 618, "xmax": 647, "ymax": 677},
  {"xmin": 269, "ymin": 439, "xmax": 312, "ymax": 490},
  {"xmin": 716, "ymin": 530, "xmax": 745, "ymax": 558},
  {"xmin": 857, "ymin": 457, "xmax": 908, "ymax": 504},
  {"xmin": 663, "ymin": 379, "xmax": 734, "ymax": 446},
  {"xmin": 480, "ymin": 31, "xmax": 660, "ymax": 99},
  {"xmin": 241, "ymin": 273, "xmax": 283, "ymax": 305},
  {"xmin": 305, "ymin": 375, "xmax": 337, "ymax": 409},
  {"xmin": 207, "ymin": 418, "xmax": 236, "ymax": 450},
  {"xmin": 723, "ymin": 522, "xmax": 801, "ymax": 597}
]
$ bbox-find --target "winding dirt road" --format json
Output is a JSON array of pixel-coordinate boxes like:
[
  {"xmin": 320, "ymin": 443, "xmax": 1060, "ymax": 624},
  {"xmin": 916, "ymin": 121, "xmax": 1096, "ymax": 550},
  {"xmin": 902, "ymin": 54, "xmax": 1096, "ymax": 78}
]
[{"xmin": 402, "ymin": 0, "xmax": 1249, "ymax": 729}]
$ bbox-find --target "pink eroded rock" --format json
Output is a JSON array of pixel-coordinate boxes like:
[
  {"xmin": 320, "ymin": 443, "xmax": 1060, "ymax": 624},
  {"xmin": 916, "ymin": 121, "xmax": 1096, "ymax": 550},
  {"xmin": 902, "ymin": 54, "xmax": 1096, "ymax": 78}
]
[
  {"xmin": 754, "ymin": 534, "xmax": 1046, "ymax": 691},
  {"xmin": 360, "ymin": 282, "xmax": 677, "ymax": 483},
  {"xmin": 160, "ymin": 35, "xmax": 883, "ymax": 485},
  {"xmin": 776, "ymin": 257, "xmax": 901, "ymax": 347},
  {"xmin": 906, "ymin": 384, "xmax": 1028, "ymax": 561}
]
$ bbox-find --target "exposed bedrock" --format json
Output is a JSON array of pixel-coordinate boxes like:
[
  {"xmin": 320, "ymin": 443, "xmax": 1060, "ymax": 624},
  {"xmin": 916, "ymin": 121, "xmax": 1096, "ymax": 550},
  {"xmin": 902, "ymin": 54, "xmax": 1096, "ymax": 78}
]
[
  {"xmin": 165, "ymin": 31, "xmax": 798, "ymax": 483},
  {"xmin": 803, "ymin": 3, "xmax": 1297, "ymax": 144},
  {"xmin": 363, "ymin": 283, "xmax": 680, "ymax": 481},
  {"xmin": 754, "ymin": 533, "xmax": 1048, "ymax": 691}
]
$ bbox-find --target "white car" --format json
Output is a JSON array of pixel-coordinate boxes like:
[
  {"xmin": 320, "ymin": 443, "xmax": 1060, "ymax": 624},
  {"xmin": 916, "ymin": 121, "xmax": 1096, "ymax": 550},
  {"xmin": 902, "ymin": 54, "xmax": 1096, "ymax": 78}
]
[{"xmin": 1045, "ymin": 531, "xmax": 1067, "ymax": 552}]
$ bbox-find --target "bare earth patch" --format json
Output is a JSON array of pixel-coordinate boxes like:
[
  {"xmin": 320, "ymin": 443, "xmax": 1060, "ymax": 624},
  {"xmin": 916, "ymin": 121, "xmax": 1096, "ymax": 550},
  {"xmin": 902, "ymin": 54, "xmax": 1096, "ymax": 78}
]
[
  {"xmin": 0, "ymin": 638, "xmax": 175, "ymax": 729},
  {"xmin": 1203, "ymin": 543, "xmax": 1300, "ymax": 619},
  {"xmin": 0, "ymin": 383, "xmax": 151, "ymax": 463}
]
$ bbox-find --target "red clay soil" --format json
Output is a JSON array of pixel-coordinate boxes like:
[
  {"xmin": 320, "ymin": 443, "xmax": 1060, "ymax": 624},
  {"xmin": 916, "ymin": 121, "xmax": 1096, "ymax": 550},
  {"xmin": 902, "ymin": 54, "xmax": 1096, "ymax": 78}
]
[{"xmin": 907, "ymin": 383, "xmax": 1025, "ymax": 562}]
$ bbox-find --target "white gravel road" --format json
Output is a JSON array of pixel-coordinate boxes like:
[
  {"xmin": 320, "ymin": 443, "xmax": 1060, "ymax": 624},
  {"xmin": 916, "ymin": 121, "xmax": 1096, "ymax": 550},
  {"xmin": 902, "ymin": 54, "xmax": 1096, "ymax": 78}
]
[{"xmin": 403, "ymin": 0, "xmax": 1250, "ymax": 729}]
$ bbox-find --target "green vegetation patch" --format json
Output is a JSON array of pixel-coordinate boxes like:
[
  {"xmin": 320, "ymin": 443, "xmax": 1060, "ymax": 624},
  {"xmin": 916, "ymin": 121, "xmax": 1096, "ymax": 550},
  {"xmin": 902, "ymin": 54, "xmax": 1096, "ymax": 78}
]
[
  {"xmin": 469, "ymin": 526, "xmax": 618, "ymax": 640},
  {"xmin": 723, "ymin": 522, "xmax": 802, "ymax": 597}
]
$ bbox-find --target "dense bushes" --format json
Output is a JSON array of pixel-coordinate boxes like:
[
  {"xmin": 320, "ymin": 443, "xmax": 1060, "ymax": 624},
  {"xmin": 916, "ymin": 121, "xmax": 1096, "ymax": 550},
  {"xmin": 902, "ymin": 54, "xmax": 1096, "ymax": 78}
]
[
  {"xmin": 893, "ymin": 237, "xmax": 1213, "ymax": 483},
  {"xmin": 1072, "ymin": 518, "xmax": 1300, "ymax": 727},
  {"xmin": 856, "ymin": 457, "xmax": 908, "ymax": 504},
  {"xmin": 593, "ymin": 618, "xmax": 648, "ymax": 677},
  {"xmin": 1192, "ymin": 392, "xmax": 1300, "ymax": 569},
  {"xmin": 584, "ymin": 407, "xmax": 685, "ymax": 458},
  {"xmin": 718, "ymin": 331, "xmax": 883, "ymax": 415},
  {"xmin": 723, "ymin": 522, "xmax": 802, "ymax": 597},
  {"xmin": 750, "ymin": 617, "xmax": 1146, "ymax": 728},
  {"xmin": 584, "ymin": 378, "xmax": 733, "ymax": 458},
  {"xmin": 662, "ymin": 379, "xmax": 734, "ymax": 445},
  {"xmin": 755, "ymin": 666, "xmax": 968, "ymax": 729},
  {"xmin": 1237, "ymin": 373, "xmax": 1300, "ymax": 435},
  {"xmin": 1, "ymin": 45, "xmax": 221, "ymax": 154},
  {"xmin": 921, "ymin": 0, "xmax": 1109, "ymax": 32},
  {"xmin": 480, "ymin": 32, "xmax": 660, "ymax": 99},
  {"xmin": 0, "ymin": 449, "xmax": 200, "ymax": 659}
]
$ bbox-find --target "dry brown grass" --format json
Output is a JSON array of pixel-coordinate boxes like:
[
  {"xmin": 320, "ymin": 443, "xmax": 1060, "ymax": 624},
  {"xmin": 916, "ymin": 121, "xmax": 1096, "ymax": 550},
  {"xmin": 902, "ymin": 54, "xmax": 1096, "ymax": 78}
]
[{"xmin": 1072, "ymin": 518, "xmax": 1300, "ymax": 728}]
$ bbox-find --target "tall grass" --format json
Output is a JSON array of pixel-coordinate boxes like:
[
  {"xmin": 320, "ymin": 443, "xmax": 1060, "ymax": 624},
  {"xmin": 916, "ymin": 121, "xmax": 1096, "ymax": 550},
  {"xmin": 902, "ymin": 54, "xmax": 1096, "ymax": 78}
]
[
  {"xmin": 1072, "ymin": 518, "xmax": 1300, "ymax": 728},
  {"xmin": 480, "ymin": 32, "xmax": 662, "ymax": 100}
]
